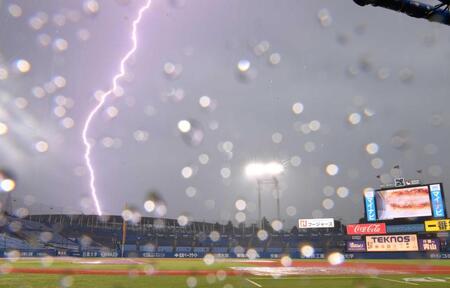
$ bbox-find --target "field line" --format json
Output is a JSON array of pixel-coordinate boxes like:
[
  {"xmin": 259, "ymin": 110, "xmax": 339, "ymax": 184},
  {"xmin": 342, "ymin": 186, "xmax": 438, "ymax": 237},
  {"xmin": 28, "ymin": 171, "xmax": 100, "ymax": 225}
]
[
  {"xmin": 374, "ymin": 276, "xmax": 419, "ymax": 286},
  {"xmin": 251, "ymin": 276, "xmax": 367, "ymax": 280},
  {"xmin": 246, "ymin": 278, "xmax": 263, "ymax": 287}
]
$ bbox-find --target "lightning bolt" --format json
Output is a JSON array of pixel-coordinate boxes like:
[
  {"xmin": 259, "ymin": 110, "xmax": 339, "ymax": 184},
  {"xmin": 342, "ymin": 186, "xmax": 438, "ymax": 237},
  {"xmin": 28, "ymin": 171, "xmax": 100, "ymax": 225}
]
[{"xmin": 82, "ymin": 0, "xmax": 152, "ymax": 216}]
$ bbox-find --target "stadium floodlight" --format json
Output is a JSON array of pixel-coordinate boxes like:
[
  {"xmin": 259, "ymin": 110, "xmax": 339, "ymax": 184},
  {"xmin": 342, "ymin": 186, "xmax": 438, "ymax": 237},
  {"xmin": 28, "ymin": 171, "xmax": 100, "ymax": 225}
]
[
  {"xmin": 245, "ymin": 162, "xmax": 284, "ymax": 178},
  {"xmin": 265, "ymin": 162, "xmax": 284, "ymax": 176},
  {"xmin": 245, "ymin": 163, "xmax": 265, "ymax": 177},
  {"xmin": 245, "ymin": 161, "xmax": 284, "ymax": 228}
]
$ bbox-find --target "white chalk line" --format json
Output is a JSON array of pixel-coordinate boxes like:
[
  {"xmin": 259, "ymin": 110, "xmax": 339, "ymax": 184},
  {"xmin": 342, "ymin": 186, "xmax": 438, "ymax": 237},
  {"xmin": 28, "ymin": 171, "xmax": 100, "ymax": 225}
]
[
  {"xmin": 250, "ymin": 276, "xmax": 366, "ymax": 280},
  {"xmin": 373, "ymin": 276, "xmax": 420, "ymax": 286},
  {"xmin": 245, "ymin": 278, "xmax": 262, "ymax": 287},
  {"xmin": 249, "ymin": 276, "xmax": 421, "ymax": 286}
]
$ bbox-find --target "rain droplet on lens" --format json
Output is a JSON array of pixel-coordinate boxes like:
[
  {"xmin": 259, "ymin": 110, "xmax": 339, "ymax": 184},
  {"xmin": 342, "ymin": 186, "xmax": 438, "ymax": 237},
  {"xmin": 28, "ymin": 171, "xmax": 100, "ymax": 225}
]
[
  {"xmin": 317, "ymin": 8, "xmax": 332, "ymax": 27},
  {"xmin": 269, "ymin": 53, "xmax": 281, "ymax": 65},
  {"xmin": 365, "ymin": 143, "xmax": 379, "ymax": 155},
  {"xmin": 348, "ymin": 113, "xmax": 361, "ymax": 125},
  {"xmin": 179, "ymin": 119, "xmax": 204, "ymax": 147},
  {"xmin": 399, "ymin": 67, "xmax": 414, "ymax": 83},
  {"xmin": 390, "ymin": 130, "xmax": 411, "ymax": 150},
  {"xmin": 237, "ymin": 59, "xmax": 250, "ymax": 72}
]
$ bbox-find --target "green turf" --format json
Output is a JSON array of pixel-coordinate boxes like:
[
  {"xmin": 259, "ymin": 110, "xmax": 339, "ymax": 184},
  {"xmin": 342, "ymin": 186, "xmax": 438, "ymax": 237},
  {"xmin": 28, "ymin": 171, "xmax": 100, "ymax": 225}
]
[
  {"xmin": 246, "ymin": 275, "xmax": 450, "ymax": 288},
  {"xmin": 0, "ymin": 258, "xmax": 259, "ymax": 270},
  {"xmin": 0, "ymin": 273, "xmax": 450, "ymax": 288},
  {"xmin": 347, "ymin": 259, "xmax": 450, "ymax": 266},
  {"xmin": 3, "ymin": 258, "xmax": 450, "ymax": 270},
  {"xmin": 0, "ymin": 259, "xmax": 449, "ymax": 287}
]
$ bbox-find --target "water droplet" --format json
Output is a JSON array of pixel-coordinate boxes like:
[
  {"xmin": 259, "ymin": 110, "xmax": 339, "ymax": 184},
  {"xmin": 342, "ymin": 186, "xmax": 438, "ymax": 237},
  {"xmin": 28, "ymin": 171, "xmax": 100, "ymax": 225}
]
[
  {"xmin": 336, "ymin": 187, "xmax": 349, "ymax": 198},
  {"xmin": 328, "ymin": 252, "xmax": 345, "ymax": 265},
  {"xmin": 292, "ymin": 102, "xmax": 304, "ymax": 114},
  {"xmin": 269, "ymin": 53, "xmax": 281, "ymax": 65},
  {"xmin": 300, "ymin": 245, "xmax": 315, "ymax": 257},
  {"xmin": 199, "ymin": 96, "xmax": 211, "ymax": 108},
  {"xmin": 322, "ymin": 198, "xmax": 334, "ymax": 210},
  {"xmin": 317, "ymin": 8, "xmax": 332, "ymax": 27},
  {"xmin": 235, "ymin": 212, "xmax": 246, "ymax": 222},
  {"xmin": 8, "ymin": 4, "xmax": 22, "ymax": 18},
  {"xmin": 257, "ymin": 230, "xmax": 268, "ymax": 241},
  {"xmin": 290, "ymin": 156, "xmax": 301, "ymax": 167},
  {"xmin": 181, "ymin": 166, "xmax": 193, "ymax": 179},
  {"xmin": 35, "ymin": 141, "xmax": 49, "ymax": 153},
  {"xmin": 220, "ymin": 167, "xmax": 231, "ymax": 179},
  {"xmin": 323, "ymin": 186, "xmax": 334, "ymax": 197},
  {"xmin": 286, "ymin": 206, "xmax": 297, "ymax": 216},
  {"xmin": 185, "ymin": 186, "xmax": 197, "ymax": 198},
  {"xmin": 366, "ymin": 143, "xmax": 379, "ymax": 154},
  {"xmin": 235, "ymin": 199, "xmax": 246, "ymax": 211},
  {"xmin": 237, "ymin": 59, "xmax": 250, "ymax": 72},
  {"xmin": 15, "ymin": 59, "xmax": 31, "ymax": 73},
  {"xmin": 271, "ymin": 220, "xmax": 283, "ymax": 231},
  {"xmin": 83, "ymin": 0, "xmax": 100, "ymax": 15},
  {"xmin": 348, "ymin": 113, "xmax": 361, "ymax": 125},
  {"xmin": 326, "ymin": 164, "xmax": 339, "ymax": 176},
  {"xmin": 272, "ymin": 132, "xmax": 283, "ymax": 144}
]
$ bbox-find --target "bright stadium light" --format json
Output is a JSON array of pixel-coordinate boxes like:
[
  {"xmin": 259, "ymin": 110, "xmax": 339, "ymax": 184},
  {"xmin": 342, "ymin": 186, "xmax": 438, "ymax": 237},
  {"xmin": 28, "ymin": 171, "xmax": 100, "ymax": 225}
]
[
  {"xmin": 245, "ymin": 163, "xmax": 265, "ymax": 177},
  {"xmin": 265, "ymin": 162, "xmax": 284, "ymax": 175},
  {"xmin": 245, "ymin": 162, "xmax": 284, "ymax": 178},
  {"xmin": 245, "ymin": 161, "xmax": 285, "ymax": 228}
]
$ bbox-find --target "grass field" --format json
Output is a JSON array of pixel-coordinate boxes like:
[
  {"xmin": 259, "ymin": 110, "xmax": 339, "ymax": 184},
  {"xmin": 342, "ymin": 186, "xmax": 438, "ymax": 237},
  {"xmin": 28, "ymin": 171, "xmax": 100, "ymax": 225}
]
[{"xmin": 0, "ymin": 258, "xmax": 449, "ymax": 287}]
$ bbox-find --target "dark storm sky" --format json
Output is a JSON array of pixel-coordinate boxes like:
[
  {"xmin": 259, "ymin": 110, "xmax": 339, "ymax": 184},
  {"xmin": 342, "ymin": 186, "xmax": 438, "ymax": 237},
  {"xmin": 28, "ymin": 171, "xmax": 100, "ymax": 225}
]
[{"xmin": 0, "ymin": 0, "xmax": 449, "ymax": 227}]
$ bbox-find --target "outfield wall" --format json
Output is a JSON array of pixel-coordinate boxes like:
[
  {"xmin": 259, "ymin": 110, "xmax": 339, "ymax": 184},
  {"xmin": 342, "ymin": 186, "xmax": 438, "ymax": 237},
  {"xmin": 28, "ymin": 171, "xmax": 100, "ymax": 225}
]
[{"xmin": 1, "ymin": 249, "xmax": 450, "ymax": 259}]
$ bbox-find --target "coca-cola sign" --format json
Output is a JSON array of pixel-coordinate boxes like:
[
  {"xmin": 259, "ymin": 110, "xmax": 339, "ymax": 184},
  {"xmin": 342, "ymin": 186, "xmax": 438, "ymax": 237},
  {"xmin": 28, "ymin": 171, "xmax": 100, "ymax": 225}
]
[{"xmin": 346, "ymin": 223, "xmax": 387, "ymax": 235}]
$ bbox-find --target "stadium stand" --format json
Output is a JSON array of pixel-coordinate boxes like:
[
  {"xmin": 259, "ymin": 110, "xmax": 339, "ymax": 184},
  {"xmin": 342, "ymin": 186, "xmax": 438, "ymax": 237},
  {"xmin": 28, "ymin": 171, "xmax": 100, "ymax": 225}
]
[{"xmin": 0, "ymin": 213, "xmax": 446, "ymax": 258}]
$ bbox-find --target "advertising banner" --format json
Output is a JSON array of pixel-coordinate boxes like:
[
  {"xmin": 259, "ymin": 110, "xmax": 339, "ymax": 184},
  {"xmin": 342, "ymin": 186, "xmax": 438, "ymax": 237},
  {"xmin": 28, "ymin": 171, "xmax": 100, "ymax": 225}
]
[
  {"xmin": 298, "ymin": 218, "xmax": 334, "ymax": 228},
  {"xmin": 418, "ymin": 239, "xmax": 440, "ymax": 251},
  {"xmin": 141, "ymin": 252, "xmax": 168, "ymax": 258},
  {"xmin": 174, "ymin": 252, "xmax": 200, "ymax": 258},
  {"xmin": 386, "ymin": 223, "xmax": 425, "ymax": 233},
  {"xmin": 424, "ymin": 219, "xmax": 450, "ymax": 232},
  {"xmin": 346, "ymin": 223, "xmax": 386, "ymax": 235},
  {"xmin": 366, "ymin": 234, "xmax": 418, "ymax": 252},
  {"xmin": 364, "ymin": 190, "xmax": 376, "ymax": 222},
  {"xmin": 346, "ymin": 241, "xmax": 366, "ymax": 252},
  {"xmin": 429, "ymin": 184, "xmax": 445, "ymax": 218}
]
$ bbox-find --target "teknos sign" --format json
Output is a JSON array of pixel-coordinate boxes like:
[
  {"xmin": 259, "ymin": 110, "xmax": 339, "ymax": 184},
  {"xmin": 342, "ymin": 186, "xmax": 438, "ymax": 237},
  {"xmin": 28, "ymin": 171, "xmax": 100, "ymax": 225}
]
[
  {"xmin": 366, "ymin": 234, "xmax": 418, "ymax": 252},
  {"xmin": 346, "ymin": 223, "xmax": 387, "ymax": 235}
]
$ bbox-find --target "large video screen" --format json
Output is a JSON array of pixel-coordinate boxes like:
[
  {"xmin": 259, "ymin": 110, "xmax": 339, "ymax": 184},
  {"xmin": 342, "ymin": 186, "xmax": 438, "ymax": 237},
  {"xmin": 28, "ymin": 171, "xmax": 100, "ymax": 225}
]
[
  {"xmin": 376, "ymin": 186, "xmax": 432, "ymax": 220},
  {"xmin": 364, "ymin": 183, "xmax": 446, "ymax": 222}
]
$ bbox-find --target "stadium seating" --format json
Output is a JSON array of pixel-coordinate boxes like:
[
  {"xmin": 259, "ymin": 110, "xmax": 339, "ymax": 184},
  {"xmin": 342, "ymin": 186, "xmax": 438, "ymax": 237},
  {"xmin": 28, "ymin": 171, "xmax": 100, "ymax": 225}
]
[
  {"xmin": 0, "ymin": 213, "xmax": 446, "ymax": 258},
  {"xmin": 0, "ymin": 233, "xmax": 35, "ymax": 250}
]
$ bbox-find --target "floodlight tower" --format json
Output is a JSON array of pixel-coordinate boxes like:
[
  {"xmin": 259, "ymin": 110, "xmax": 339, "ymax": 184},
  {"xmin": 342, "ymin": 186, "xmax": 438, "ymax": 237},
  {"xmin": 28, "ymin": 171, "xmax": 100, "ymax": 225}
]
[{"xmin": 245, "ymin": 162, "xmax": 284, "ymax": 228}]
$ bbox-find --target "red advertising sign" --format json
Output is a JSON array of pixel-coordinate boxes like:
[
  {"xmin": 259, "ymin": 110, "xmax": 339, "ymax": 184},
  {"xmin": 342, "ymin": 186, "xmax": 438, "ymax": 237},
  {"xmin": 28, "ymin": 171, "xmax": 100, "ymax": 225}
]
[{"xmin": 346, "ymin": 223, "xmax": 387, "ymax": 235}]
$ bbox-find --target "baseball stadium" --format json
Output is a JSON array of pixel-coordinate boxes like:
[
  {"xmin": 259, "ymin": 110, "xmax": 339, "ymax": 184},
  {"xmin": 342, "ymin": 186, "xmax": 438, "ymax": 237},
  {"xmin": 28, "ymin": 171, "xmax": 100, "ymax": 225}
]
[{"xmin": 1, "ymin": 0, "xmax": 450, "ymax": 287}]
